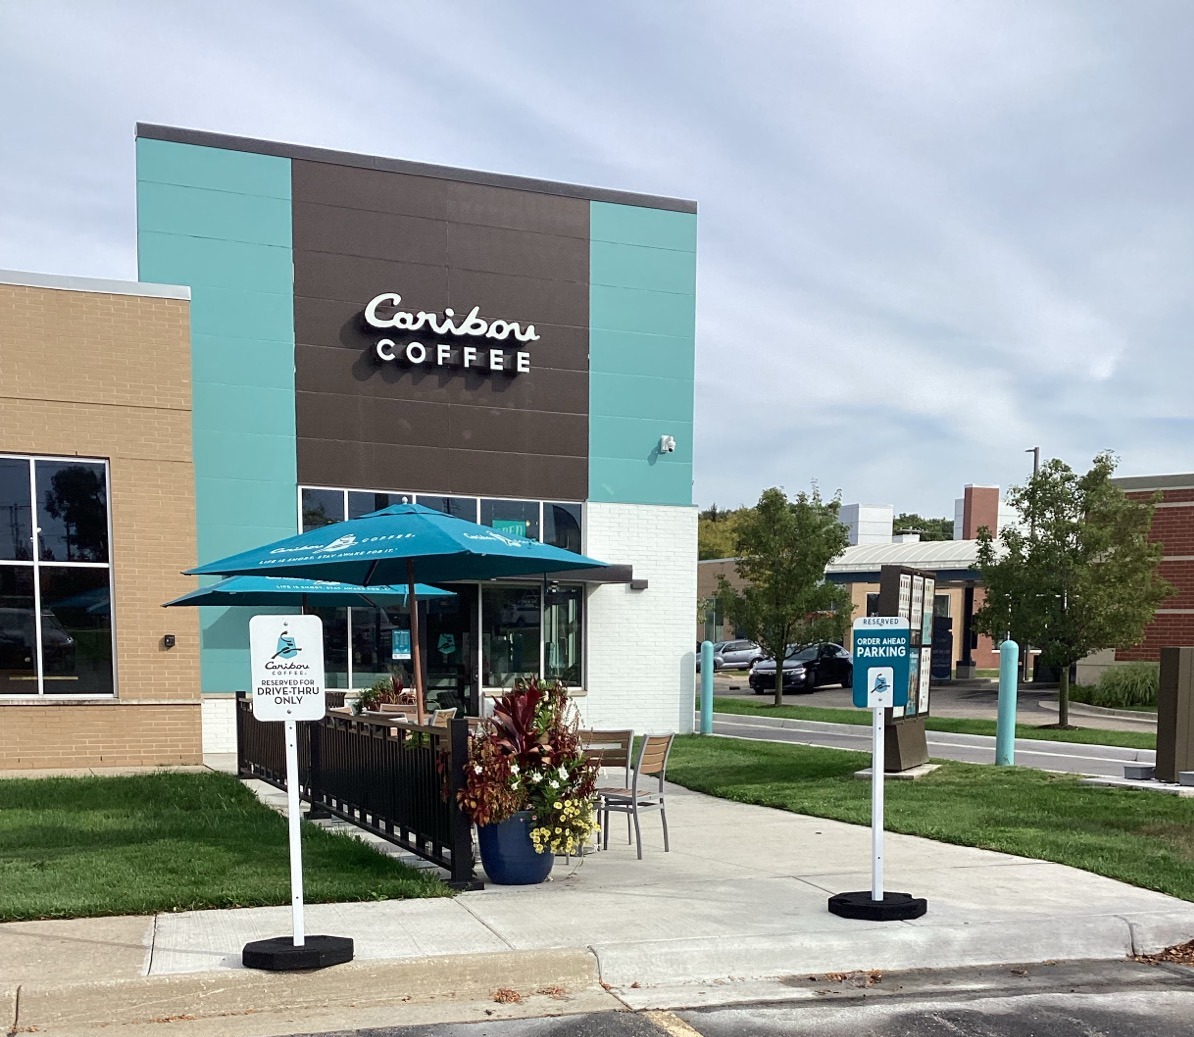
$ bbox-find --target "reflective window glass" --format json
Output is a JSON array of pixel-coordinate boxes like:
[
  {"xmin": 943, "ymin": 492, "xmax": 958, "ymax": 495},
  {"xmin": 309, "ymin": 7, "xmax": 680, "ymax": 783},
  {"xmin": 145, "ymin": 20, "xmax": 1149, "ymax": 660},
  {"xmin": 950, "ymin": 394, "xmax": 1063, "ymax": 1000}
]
[
  {"xmin": 481, "ymin": 585, "xmax": 541, "ymax": 687},
  {"xmin": 423, "ymin": 588, "xmax": 473, "ymax": 713},
  {"xmin": 480, "ymin": 499, "xmax": 539, "ymax": 541},
  {"xmin": 349, "ymin": 491, "xmax": 408, "ymax": 519},
  {"xmin": 544, "ymin": 584, "xmax": 583, "ymax": 686},
  {"xmin": 309, "ymin": 606, "xmax": 349, "ymax": 689},
  {"xmin": 0, "ymin": 566, "xmax": 36, "ymax": 694},
  {"xmin": 39, "ymin": 566, "xmax": 113, "ymax": 695},
  {"xmin": 35, "ymin": 460, "xmax": 108, "ymax": 562},
  {"xmin": 301, "ymin": 488, "xmax": 344, "ymax": 531},
  {"xmin": 351, "ymin": 604, "xmax": 413, "ymax": 690},
  {"xmin": 0, "ymin": 458, "xmax": 32, "ymax": 561},
  {"xmin": 417, "ymin": 495, "xmax": 478, "ymax": 522},
  {"xmin": 543, "ymin": 503, "xmax": 582, "ymax": 553}
]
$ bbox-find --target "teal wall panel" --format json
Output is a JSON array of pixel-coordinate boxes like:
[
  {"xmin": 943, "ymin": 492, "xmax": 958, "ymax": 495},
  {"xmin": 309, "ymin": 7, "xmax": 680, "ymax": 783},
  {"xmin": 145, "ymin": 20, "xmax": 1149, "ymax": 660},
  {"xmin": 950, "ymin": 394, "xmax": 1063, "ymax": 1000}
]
[
  {"xmin": 136, "ymin": 137, "xmax": 296, "ymax": 693},
  {"xmin": 589, "ymin": 202, "xmax": 696, "ymax": 506}
]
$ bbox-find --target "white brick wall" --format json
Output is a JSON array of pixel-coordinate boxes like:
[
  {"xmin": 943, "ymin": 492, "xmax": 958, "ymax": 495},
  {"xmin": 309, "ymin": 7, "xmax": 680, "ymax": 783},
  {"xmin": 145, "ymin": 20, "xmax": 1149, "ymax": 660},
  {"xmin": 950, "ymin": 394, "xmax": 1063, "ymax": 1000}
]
[
  {"xmin": 581, "ymin": 502, "xmax": 698, "ymax": 734},
  {"xmin": 201, "ymin": 695, "xmax": 237, "ymax": 754}
]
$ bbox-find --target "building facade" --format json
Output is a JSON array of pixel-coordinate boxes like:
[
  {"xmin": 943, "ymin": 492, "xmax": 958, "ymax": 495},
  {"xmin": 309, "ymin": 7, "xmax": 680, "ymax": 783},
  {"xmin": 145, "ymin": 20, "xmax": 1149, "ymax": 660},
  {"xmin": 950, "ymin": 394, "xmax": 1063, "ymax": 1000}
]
[
  {"xmin": 0, "ymin": 272, "xmax": 201, "ymax": 769},
  {"xmin": 133, "ymin": 125, "xmax": 699, "ymax": 750}
]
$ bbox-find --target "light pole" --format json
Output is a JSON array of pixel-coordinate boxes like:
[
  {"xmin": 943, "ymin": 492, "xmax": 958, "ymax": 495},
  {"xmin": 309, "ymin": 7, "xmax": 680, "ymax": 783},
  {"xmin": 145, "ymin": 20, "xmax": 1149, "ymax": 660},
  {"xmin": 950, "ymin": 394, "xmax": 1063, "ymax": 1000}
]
[{"xmin": 1022, "ymin": 446, "xmax": 1040, "ymax": 681}]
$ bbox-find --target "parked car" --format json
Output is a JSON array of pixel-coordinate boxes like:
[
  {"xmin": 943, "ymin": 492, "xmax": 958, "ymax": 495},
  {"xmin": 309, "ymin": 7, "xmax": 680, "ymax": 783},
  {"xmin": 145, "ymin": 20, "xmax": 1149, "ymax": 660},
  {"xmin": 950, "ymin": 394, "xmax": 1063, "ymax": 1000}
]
[
  {"xmin": 716, "ymin": 639, "xmax": 764, "ymax": 670},
  {"xmin": 748, "ymin": 642, "xmax": 853, "ymax": 694}
]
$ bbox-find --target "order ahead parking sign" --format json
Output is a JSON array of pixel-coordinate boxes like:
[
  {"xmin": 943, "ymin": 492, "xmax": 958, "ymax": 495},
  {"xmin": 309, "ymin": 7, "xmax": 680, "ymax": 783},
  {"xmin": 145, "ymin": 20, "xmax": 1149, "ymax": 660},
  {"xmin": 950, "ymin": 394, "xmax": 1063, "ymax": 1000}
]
[{"xmin": 851, "ymin": 616, "xmax": 911, "ymax": 709}]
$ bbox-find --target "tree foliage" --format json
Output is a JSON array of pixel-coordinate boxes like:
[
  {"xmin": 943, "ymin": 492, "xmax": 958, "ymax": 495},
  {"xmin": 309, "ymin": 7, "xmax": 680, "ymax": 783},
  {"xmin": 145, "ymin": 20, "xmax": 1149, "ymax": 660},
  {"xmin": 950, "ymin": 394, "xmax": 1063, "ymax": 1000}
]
[
  {"xmin": 716, "ymin": 486, "xmax": 853, "ymax": 706},
  {"xmin": 973, "ymin": 451, "xmax": 1173, "ymax": 726},
  {"xmin": 893, "ymin": 512, "xmax": 953, "ymax": 541},
  {"xmin": 698, "ymin": 505, "xmax": 753, "ymax": 560}
]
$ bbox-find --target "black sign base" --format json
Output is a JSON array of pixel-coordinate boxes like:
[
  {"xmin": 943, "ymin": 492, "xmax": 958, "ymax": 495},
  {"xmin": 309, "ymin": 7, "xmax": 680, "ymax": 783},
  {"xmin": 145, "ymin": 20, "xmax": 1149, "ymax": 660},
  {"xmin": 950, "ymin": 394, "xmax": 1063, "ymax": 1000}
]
[
  {"xmin": 242, "ymin": 935, "xmax": 354, "ymax": 971},
  {"xmin": 827, "ymin": 890, "xmax": 927, "ymax": 921}
]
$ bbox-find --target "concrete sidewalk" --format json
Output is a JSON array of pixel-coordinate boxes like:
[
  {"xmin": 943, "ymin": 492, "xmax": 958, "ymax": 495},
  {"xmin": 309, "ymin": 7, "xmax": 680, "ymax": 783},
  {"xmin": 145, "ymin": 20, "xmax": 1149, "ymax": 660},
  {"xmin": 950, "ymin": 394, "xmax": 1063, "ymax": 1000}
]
[{"xmin": 4, "ymin": 783, "xmax": 1194, "ymax": 1034}]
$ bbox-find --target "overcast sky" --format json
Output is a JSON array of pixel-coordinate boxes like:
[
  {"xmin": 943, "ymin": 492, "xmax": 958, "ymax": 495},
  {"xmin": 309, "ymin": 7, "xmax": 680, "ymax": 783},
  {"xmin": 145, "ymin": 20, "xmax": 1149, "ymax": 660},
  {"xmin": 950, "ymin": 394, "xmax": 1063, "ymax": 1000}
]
[{"xmin": 3, "ymin": 1, "xmax": 1192, "ymax": 518}]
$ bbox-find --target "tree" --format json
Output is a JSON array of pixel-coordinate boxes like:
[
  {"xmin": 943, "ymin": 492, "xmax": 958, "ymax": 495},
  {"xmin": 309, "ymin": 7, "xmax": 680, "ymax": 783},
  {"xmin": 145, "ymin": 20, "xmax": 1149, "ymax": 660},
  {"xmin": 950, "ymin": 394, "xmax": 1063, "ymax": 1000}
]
[
  {"xmin": 893, "ymin": 513, "xmax": 953, "ymax": 541},
  {"xmin": 716, "ymin": 486, "xmax": 854, "ymax": 706},
  {"xmin": 973, "ymin": 452, "xmax": 1173, "ymax": 727},
  {"xmin": 698, "ymin": 505, "xmax": 752, "ymax": 560}
]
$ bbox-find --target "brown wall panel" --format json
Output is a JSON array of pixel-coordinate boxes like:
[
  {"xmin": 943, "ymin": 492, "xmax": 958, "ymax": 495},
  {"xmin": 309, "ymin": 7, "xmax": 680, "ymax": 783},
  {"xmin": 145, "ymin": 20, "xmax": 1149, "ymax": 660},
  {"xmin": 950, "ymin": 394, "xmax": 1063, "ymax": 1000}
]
[
  {"xmin": 295, "ymin": 252, "xmax": 450, "ymax": 308},
  {"xmin": 292, "ymin": 161, "xmax": 589, "ymax": 499},
  {"xmin": 293, "ymin": 201, "xmax": 448, "ymax": 265},
  {"xmin": 446, "ymin": 181, "xmax": 588, "ymax": 238},
  {"xmin": 293, "ymin": 161, "xmax": 449, "ymax": 219},
  {"xmin": 446, "ymin": 222, "xmax": 587, "ymax": 283}
]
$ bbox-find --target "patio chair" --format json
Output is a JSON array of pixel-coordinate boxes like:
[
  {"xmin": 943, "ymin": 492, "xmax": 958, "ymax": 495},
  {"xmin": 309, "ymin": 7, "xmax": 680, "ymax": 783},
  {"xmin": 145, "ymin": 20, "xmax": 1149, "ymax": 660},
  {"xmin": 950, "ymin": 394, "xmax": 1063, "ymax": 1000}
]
[
  {"xmin": 430, "ymin": 707, "xmax": 458, "ymax": 727},
  {"xmin": 600, "ymin": 733, "xmax": 675, "ymax": 859},
  {"xmin": 581, "ymin": 729, "xmax": 635, "ymax": 851}
]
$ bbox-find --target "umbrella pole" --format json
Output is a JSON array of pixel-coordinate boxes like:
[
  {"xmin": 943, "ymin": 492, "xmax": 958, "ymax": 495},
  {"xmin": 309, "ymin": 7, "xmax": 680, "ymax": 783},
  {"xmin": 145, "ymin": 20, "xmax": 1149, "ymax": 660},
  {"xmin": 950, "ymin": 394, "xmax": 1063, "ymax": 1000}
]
[{"xmin": 408, "ymin": 559, "xmax": 425, "ymax": 725}]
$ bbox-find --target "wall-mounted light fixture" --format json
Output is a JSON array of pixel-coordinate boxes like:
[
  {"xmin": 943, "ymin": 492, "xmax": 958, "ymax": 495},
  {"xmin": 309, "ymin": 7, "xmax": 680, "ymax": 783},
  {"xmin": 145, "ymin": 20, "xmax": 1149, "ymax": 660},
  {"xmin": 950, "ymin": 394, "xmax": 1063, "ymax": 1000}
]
[
  {"xmin": 659, "ymin": 435, "xmax": 676, "ymax": 454},
  {"xmin": 630, "ymin": 578, "xmax": 649, "ymax": 591},
  {"xmin": 162, "ymin": 634, "xmax": 176, "ymax": 650}
]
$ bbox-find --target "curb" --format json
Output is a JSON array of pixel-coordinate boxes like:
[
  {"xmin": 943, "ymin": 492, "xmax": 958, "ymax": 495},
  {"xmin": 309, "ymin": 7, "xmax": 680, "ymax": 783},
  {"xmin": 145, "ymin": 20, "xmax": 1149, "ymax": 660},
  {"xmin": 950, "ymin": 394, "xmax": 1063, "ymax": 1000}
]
[
  {"xmin": 8, "ymin": 947, "xmax": 600, "ymax": 1033},
  {"xmin": 1041, "ymin": 698, "xmax": 1158, "ymax": 725},
  {"xmin": 594, "ymin": 909, "xmax": 1194, "ymax": 1007}
]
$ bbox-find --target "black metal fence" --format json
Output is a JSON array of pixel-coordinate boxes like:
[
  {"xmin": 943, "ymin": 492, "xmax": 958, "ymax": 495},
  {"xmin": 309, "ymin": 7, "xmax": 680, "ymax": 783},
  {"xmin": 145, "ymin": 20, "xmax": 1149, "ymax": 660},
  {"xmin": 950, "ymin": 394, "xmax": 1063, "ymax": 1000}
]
[{"xmin": 236, "ymin": 695, "xmax": 479, "ymax": 889}]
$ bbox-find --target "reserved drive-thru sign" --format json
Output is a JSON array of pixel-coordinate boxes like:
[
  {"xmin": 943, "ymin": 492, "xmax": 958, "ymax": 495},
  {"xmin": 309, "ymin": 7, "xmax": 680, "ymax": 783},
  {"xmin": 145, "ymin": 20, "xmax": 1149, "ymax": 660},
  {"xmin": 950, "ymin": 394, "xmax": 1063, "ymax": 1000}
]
[
  {"xmin": 250, "ymin": 614, "xmax": 326, "ymax": 722},
  {"xmin": 851, "ymin": 616, "xmax": 911, "ymax": 709}
]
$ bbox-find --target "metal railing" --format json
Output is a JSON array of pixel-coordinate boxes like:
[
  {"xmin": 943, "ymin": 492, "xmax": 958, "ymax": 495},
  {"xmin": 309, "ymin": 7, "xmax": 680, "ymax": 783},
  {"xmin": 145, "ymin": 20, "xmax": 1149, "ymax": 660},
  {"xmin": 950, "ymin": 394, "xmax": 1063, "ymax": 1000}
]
[{"xmin": 236, "ymin": 695, "xmax": 479, "ymax": 889}]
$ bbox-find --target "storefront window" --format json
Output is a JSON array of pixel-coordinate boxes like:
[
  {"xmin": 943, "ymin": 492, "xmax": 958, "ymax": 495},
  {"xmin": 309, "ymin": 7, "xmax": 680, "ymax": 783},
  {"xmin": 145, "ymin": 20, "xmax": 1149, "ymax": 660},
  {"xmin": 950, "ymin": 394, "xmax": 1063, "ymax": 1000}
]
[
  {"xmin": 543, "ymin": 503, "xmax": 582, "ymax": 553},
  {"xmin": 39, "ymin": 567, "xmax": 113, "ymax": 695},
  {"xmin": 0, "ymin": 458, "xmax": 32, "ymax": 561},
  {"xmin": 482, "ymin": 585, "xmax": 541, "ymax": 688},
  {"xmin": 35, "ymin": 460, "xmax": 108, "ymax": 562},
  {"xmin": 0, "ymin": 455, "xmax": 114, "ymax": 697},
  {"xmin": 301, "ymin": 488, "xmax": 344, "ymax": 531},
  {"xmin": 423, "ymin": 587, "xmax": 472, "ymax": 712},
  {"xmin": 544, "ymin": 584, "xmax": 583, "ymax": 686},
  {"xmin": 481, "ymin": 499, "xmax": 539, "ymax": 540},
  {"xmin": 417, "ymin": 495, "xmax": 478, "ymax": 522},
  {"xmin": 0, "ymin": 567, "xmax": 36, "ymax": 694},
  {"xmin": 348, "ymin": 490, "xmax": 407, "ymax": 519},
  {"xmin": 352, "ymin": 605, "xmax": 413, "ymax": 690},
  {"xmin": 308, "ymin": 606, "xmax": 349, "ymax": 689}
]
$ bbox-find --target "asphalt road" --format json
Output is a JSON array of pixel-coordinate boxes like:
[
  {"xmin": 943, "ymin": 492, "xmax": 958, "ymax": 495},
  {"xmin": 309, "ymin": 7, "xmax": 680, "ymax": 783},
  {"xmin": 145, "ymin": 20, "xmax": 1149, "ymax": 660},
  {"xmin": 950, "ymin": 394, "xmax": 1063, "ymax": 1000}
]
[
  {"xmin": 295, "ymin": 960, "xmax": 1194, "ymax": 1037},
  {"xmin": 710, "ymin": 712, "xmax": 1155, "ymax": 777}
]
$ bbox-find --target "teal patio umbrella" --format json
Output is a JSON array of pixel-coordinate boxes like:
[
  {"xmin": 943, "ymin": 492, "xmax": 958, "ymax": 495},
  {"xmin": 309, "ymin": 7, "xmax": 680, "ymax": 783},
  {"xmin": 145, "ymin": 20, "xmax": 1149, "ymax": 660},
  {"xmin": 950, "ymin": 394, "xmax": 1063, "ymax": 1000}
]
[
  {"xmin": 162, "ymin": 575, "xmax": 453, "ymax": 609},
  {"xmin": 186, "ymin": 503, "xmax": 609, "ymax": 722},
  {"xmin": 163, "ymin": 575, "xmax": 455, "ymax": 694}
]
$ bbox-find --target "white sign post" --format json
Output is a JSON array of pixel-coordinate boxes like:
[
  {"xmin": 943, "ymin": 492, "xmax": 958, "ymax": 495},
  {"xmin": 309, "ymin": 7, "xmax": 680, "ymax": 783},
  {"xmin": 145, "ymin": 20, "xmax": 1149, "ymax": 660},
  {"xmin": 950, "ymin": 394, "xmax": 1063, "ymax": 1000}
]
[
  {"xmin": 828, "ymin": 616, "xmax": 927, "ymax": 922},
  {"xmin": 242, "ymin": 615, "xmax": 353, "ymax": 971}
]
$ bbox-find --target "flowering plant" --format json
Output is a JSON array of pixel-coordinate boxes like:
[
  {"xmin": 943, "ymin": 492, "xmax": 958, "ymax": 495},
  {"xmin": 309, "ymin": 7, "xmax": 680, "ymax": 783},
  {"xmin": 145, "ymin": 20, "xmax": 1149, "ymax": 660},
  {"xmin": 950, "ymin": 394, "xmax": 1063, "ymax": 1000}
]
[{"xmin": 457, "ymin": 678, "xmax": 599, "ymax": 856}]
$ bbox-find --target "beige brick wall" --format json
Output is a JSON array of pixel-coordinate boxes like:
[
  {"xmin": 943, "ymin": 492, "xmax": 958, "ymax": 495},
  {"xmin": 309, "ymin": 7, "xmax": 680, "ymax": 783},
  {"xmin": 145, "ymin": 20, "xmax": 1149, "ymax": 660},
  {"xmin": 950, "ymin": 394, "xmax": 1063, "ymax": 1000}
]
[{"xmin": 0, "ymin": 282, "xmax": 201, "ymax": 768}]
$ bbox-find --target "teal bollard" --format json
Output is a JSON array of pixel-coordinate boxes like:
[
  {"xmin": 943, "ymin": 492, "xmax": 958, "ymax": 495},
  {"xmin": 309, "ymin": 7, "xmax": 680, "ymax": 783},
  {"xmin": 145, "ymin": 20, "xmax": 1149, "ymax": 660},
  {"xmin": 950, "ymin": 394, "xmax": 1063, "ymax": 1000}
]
[
  {"xmin": 997, "ymin": 639, "xmax": 1019, "ymax": 765},
  {"xmin": 700, "ymin": 640, "xmax": 714, "ymax": 734}
]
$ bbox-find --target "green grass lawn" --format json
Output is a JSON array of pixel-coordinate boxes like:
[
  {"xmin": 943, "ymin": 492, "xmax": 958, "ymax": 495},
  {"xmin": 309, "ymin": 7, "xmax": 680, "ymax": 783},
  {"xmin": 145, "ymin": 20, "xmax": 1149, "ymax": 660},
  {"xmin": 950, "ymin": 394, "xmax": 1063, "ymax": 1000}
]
[
  {"xmin": 0, "ymin": 771, "xmax": 451, "ymax": 922},
  {"xmin": 709, "ymin": 696, "xmax": 1157, "ymax": 751},
  {"xmin": 668, "ymin": 735, "xmax": 1194, "ymax": 902}
]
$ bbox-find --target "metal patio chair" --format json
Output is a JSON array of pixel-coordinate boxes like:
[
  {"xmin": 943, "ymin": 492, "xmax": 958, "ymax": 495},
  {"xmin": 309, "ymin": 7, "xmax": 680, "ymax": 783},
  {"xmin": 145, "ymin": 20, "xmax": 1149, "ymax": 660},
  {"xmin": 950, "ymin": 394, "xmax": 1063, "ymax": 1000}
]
[
  {"xmin": 580, "ymin": 729, "xmax": 635, "ymax": 852},
  {"xmin": 600, "ymin": 733, "xmax": 675, "ymax": 859}
]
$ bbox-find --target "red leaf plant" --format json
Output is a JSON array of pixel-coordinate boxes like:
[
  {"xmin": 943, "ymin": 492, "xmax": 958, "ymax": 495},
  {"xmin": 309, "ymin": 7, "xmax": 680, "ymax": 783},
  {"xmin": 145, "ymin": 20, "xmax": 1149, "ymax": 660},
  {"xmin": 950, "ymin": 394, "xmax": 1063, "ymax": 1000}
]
[{"xmin": 457, "ymin": 678, "xmax": 599, "ymax": 855}]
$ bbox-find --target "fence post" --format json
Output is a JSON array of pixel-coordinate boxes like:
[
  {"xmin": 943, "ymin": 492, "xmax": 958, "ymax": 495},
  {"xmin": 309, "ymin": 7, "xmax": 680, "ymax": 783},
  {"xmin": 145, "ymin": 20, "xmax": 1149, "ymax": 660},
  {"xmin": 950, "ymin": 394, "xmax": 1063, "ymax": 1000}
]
[
  {"xmin": 235, "ymin": 692, "xmax": 248, "ymax": 777},
  {"xmin": 306, "ymin": 721, "xmax": 330, "ymax": 819},
  {"xmin": 447, "ymin": 717, "xmax": 481, "ymax": 890}
]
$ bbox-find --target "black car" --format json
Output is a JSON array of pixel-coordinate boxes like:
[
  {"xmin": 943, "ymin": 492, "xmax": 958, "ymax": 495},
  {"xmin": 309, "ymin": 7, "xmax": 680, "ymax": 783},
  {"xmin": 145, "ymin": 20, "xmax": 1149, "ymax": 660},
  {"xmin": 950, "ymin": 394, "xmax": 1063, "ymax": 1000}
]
[{"xmin": 749, "ymin": 642, "xmax": 853, "ymax": 694}]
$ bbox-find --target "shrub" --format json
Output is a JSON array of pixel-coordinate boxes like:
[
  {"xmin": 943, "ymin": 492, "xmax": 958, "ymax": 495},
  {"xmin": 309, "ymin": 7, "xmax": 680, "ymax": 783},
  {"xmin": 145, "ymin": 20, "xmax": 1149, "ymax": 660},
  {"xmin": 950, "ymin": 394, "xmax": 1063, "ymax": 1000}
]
[{"xmin": 1074, "ymin": 663, "xmax": 1159, "ymax": 709}]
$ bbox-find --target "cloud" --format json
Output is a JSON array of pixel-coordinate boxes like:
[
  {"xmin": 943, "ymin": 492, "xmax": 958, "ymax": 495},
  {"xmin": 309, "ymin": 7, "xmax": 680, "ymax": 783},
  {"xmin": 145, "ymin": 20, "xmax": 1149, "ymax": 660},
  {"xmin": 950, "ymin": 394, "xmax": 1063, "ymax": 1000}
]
[{"xmin": 2, "ymin": 0, "xmax": 1192, "ymax": 517}]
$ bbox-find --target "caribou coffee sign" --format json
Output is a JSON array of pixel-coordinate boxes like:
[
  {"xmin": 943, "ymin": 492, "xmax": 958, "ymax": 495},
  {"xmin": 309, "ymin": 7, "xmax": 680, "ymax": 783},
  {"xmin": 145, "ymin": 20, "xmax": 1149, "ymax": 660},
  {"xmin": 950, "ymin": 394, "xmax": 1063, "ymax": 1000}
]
[{"xmin": 365, "ymin": 292, "xmax": 534, "ymax": 374}]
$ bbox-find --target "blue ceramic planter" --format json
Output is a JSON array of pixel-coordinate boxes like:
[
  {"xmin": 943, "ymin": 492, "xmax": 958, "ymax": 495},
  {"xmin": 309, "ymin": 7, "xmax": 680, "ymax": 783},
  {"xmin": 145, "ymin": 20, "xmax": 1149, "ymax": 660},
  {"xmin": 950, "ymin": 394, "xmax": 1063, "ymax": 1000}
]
[{"xmin": 477, "ymin": 810, "xmax": 554, "ymax": 885}]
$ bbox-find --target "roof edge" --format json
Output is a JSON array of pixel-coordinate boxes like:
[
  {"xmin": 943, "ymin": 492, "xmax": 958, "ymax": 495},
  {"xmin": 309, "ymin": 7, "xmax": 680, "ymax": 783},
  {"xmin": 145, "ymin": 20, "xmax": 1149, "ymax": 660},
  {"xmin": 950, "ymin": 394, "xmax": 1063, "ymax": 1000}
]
[
  {"xmin": 0, "ymin": 268, "xmax": 190, "ymax": 300},
  {"xmin": 135, "ymin": 123, "xmax": 698, "ymax": 215},
  {"xmin": 1114, "ymin": 474, "xmax": 1194, "ymax": 492}
]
